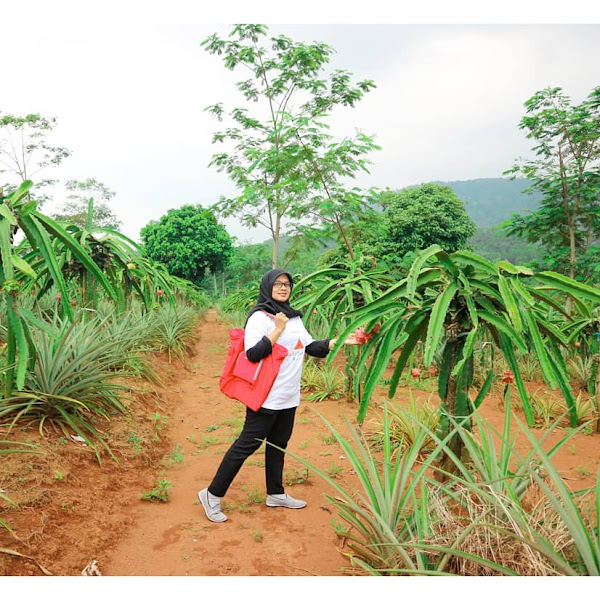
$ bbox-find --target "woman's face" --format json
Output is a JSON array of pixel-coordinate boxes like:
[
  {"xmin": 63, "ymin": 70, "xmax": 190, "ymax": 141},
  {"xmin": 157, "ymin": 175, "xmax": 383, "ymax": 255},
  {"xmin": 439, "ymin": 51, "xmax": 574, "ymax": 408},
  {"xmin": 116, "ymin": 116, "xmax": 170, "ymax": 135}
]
[{"xmin": 271, "ymin": 274, "xmax": 292, "ymax": 303}]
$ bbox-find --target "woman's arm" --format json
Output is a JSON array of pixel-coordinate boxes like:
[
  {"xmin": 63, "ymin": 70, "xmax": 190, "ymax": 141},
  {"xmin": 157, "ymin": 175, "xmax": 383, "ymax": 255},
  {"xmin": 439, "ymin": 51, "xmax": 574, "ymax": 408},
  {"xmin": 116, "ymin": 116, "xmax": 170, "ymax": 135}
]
[
  {"xmin": 245, "ymin": 336, "xmax": 274, "ymax": 363},
  {"xmin": 245, "ymin": 312, "xmax": 288, "ymax": 363},
  {"xmin": 305, "ymin": 332, "xmax": 362, "ymax": 358},
  {"xmin": 305, "ymin": 339, "xmax": 331, "ymax": 358}
]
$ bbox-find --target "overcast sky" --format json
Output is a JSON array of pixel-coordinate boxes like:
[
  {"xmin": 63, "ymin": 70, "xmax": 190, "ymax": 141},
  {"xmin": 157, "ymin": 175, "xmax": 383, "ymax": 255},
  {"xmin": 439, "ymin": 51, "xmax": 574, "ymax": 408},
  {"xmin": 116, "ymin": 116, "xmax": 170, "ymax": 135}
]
[{"xmin": 2, "ymin": 4, "xmax": 600, "ymax": 246}]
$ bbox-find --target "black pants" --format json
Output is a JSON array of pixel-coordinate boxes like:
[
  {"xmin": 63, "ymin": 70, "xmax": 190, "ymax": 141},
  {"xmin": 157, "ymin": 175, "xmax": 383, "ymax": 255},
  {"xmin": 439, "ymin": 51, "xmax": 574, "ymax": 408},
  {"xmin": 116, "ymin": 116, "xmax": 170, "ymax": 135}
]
[{"xmin": 208, "ymin": 406, "xmax": 297, "ymax": 497}]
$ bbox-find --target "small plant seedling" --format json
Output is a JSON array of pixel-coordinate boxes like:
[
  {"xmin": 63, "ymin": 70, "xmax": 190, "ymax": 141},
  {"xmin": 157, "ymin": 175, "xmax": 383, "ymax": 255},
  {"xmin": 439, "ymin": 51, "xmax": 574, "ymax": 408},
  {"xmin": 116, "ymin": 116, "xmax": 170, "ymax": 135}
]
[
  {"xmin": 141, "ymin": 479, "xmax": 173, "ymax": 502},
  {"xmin": 54, "ymin": 470, "xmax": 64, "ymax": 480},
  {"xmin": 150, "ymin": 413, "xmax": 168, "ymax": 431},
  {"xmin": 576, "ymin": 465, "xmax": 591, "ymax": 477},
  {"xmin": 322, "ymin": 435, "xmax": 337, "ymax": 446},
  {"xmin": 284, "ymin": 466, "xmax": 310, "ymax": 486},
  {"xmin": 331, "ymin": 517, "xmax": 350, "ymax": 536},
  {"xmin": 168, "ymin": 444, "xmax": 184, "ymax": 464},
  {"xmin": 299, "ymin": 440, "xmax": 309, "ymax": 449},
  {"xmin": 245, "ymin": 486, "xmax": 265, "ymax": 504},
  {"xmin": 127, "ymin": 432, "xmax": 143, "ymax": 450},
  {"xmin": 326, "ymin": 461, "xmax": 343, "ymax": 479},
  {"xmin": 251, "ymin": 530, "xmax": 264, "ymax": 543},
  {"xmin": 201, "ymin": 436, "xmax": 220, "ymax": 449}
]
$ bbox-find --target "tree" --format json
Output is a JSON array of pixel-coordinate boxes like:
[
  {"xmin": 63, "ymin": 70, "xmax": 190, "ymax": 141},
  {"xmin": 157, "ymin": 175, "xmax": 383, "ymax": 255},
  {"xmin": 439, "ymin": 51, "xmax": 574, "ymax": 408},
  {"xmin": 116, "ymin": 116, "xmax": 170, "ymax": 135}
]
[
  {"xmin": 202, "ymin": 24, "xmax": 378, "ymax": 267},
  {"xmin": 376, "ymin": 184, "xmax": 476, "ymax": 270},
  {"xmin": 51, "ymin": 178, "xmax": 122, "ymax": 230},
  {"xmin": 503, "ymin": 86, "xmax": 600, "ymax": 282},
  {"xmin": 335, "ymin": 245, "xmax": 600, "ymax": 474},
  {"xmin": 0, "ymin": 112, "xmax": 71, "ymax": 205},
  {"xmin": 0, "ymin": 180, "xmax": 119, "ymax": 396},
  {"xmin": 140, "ymin": 205, "xmax": 233, "ymax": 285},
  {"xmin": 469, "ymin": 228, "xmax": 545, "ymax": 266},
  {"xmin": 221, "ymin": 242, "xmax": 271, "ymax": 292}
]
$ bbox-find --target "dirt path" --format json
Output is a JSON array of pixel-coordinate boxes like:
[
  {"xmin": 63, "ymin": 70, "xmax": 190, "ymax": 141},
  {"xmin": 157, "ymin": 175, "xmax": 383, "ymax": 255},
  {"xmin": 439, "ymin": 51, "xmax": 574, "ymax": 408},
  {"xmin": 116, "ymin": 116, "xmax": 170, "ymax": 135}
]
[
  {"xmin": 3, "ymin": 309, "xmax": 600, "ymax": 579},
  {"xmin": 101, "ymin": 309, "xmax": 355, "ymax": 576}
]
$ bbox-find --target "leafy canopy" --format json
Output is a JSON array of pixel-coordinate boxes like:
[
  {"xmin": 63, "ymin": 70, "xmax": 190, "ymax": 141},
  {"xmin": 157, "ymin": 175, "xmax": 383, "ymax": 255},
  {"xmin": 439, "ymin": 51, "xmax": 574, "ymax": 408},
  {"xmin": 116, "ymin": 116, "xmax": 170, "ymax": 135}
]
[
  {"xmin": 140, "ymin": 205, "xmax": 233, "ymax": 286},
  {"xmin": 202, "ymin": 24, "xmax": 378, "ymax": 266},
  {"xmin": 51, "ymin": 178, "xmax": 122, "ymax": 231},
  {"xmin": 503, "ymin": 85, "xmax": 600, "ymax": 281},
  {"xmin": 0, "ymin": 112, "xmax": 71, "ymax": 205},
  {"xmin": 376, "ymin": 184, "xmax": 476, "ymax": 270}
]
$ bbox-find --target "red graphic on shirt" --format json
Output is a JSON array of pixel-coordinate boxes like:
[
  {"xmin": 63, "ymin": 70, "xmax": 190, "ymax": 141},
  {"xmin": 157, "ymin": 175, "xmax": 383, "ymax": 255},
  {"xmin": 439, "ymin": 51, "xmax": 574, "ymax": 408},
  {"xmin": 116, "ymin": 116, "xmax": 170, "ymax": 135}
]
[{"xmin": 294, "ymin": 339, "xmax": 304, "ymax": 350}]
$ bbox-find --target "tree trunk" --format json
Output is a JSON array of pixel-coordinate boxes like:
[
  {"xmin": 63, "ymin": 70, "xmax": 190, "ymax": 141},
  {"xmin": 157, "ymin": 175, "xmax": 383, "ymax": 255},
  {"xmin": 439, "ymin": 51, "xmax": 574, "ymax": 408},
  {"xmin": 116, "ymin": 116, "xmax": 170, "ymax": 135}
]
[
  {"xmin": 334, "ymin": 214, "xmax": 355, "ymax": 261},
  {"xmin": 594, "ymin": 354, "xmax": 600, "ymax": 433},
  {"xmin": 437, "ymin": 338, "xmax": 472, "ymax": 479},
  {"xmin": 272, "ymin": 215, "xmax": 281, "ymax": 268},
  {"xmin": 559, "ymin": 146, "xmax": 576, "ymax": 315}
]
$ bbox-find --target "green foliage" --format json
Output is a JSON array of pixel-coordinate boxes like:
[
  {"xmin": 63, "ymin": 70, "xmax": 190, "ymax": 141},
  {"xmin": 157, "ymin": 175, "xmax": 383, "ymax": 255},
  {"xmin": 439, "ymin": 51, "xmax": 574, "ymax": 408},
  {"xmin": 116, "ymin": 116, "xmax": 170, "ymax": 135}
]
[
  {"xmin": 335, "ymin": 245, "xmax": 600, "ymax": 441},
  {"xmin": 0, "ymin": 311, "xmax": 145, "ymax": 459},
  {"xmin": 0, "ymin": 180, "xmax": 122, "ymax": 397},
  {"xmin": 368, "ymin": 394, "xmax": 440, "ymax": 456},
  {"xmin": 469, "ymin": 227, "xmax": 545, "ymax": 266},
  {"xmin": 282, "ymin": 406, "xmax": 465, "ymax": 574},
  {"xmin": 146, "ymin": 303, "xmax": 200, "ymax": 362},
  {"xmin": 376, "ymin": 184, "xmax": 476, "ymax": 270},
  {"xmin": 0, "ymin": 111, "xmax": 70, "ymax": 204},
  {"xmin": 301, "ymin": 360, "xmax": 345, "ymax": 402},
  {"xmin": 202, "ymin": 24, "xmax": 378, "ymax": 266},
  {"xmin": 221, "ymin": 242, "xmax": 271, "ymax": 292},
  {"xmin": 503, "ymin": 85, "xmax": 600, "ymax": 281},
  {"xmin": 294, "ymin": 249, "xmax": 392, "ymax": 402},
  {"xmin": 218, "ymin": 282, "xmax": 259, "ymax": 325},
  {"xmin": 287, "ymin": 400, "xmax": 600, "ymax": 575},
  {"xmin": 51, "ymin": 178, "xmax": 122, "ymax": 230},
  {"xmin": 141, "ymin": 479, "xmax": 172, "ymax": 503},
  {"xmin": 141, "ymin": 205, "xmax": 233, "ymax": 286}
]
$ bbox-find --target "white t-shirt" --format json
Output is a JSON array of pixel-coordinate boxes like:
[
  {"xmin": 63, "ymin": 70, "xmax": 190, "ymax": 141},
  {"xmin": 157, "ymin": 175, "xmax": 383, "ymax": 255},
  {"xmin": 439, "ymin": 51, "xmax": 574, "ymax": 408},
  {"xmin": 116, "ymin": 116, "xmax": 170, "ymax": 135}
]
[{"xmin": 244, "ymin": 312, "xmax": 314, "ymax": 410}]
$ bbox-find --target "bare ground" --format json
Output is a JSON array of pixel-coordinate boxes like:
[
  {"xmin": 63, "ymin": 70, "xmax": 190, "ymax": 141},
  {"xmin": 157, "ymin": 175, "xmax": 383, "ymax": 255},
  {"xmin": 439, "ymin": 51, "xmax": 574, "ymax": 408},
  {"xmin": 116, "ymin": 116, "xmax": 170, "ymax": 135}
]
[{"xmin": 1, "ymin": 309, "xmax": 599, "ymax": 578}]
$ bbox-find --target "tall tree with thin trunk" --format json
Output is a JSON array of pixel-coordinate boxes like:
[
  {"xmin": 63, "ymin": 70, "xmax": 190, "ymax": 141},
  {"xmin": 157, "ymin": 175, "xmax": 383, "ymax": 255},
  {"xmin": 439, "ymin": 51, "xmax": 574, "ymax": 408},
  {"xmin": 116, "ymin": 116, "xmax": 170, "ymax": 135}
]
[
  {"xmin": 0, "ymin": 112, "xmax": 71, "ymax": 206},
  {"xmin": 503, "ymin": 86, "xmax": 600, "ymax": 284},
  {"xmin": 51, "ymin": 178, "xmax": 122, "ymax": 231},
  {"xmin": 202, "ymin": 24, "xmax": 377, "ymax": 267}
]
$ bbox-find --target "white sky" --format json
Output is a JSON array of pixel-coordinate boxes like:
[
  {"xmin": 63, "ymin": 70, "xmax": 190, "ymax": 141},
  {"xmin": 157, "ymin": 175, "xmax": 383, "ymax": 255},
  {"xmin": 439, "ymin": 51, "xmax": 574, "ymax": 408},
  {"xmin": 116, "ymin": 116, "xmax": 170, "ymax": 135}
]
[{"xmin": 2, "ymin": 2, "xmax": 600, "ymax": 246}]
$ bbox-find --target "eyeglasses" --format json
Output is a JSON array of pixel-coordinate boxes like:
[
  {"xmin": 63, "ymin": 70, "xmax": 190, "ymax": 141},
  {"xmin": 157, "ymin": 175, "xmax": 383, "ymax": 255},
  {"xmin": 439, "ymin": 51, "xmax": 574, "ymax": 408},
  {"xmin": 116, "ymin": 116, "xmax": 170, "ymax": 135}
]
[{"xmin": 273, "ymin": 281, "xmax": 292, "ymax": 289}]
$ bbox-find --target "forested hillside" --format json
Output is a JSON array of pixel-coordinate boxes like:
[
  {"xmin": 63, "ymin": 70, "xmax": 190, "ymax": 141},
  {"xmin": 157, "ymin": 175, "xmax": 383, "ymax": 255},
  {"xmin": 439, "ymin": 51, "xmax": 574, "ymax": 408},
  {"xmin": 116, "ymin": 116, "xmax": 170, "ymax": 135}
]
[
  {"xmin": 438, "ymin": 178, "xmax": 540, "ymax": 229},
  {"xmin": 434, "ymin": 178, "xmax": 542, "ymax": 264}
]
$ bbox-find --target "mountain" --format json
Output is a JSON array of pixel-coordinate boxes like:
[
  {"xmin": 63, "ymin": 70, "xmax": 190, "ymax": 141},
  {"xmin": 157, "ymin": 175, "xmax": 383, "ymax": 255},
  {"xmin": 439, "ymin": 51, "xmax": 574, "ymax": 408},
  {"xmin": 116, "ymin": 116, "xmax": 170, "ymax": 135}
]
[
  {"xmin": 416, "ymin": 178, "xmax": 543, "ymax": 264},
  {"xmin": 253, "ymin": 178, "xmax": 543, "ymax": 265},
  {"xmin": 433, "ymin": 177, "xmax": 540, "ymax": 229}
]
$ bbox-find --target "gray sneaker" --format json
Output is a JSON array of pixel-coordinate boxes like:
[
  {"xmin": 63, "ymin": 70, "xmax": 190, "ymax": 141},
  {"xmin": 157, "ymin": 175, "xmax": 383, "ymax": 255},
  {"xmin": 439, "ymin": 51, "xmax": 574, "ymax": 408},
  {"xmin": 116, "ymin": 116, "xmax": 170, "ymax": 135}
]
[
  {"xmin": 198, "ymin": 488, "xmax": 227, "ymax": 522},
  {"xmin": 266, "ymin": 493, "xmax": 307, "ymax": 509}
]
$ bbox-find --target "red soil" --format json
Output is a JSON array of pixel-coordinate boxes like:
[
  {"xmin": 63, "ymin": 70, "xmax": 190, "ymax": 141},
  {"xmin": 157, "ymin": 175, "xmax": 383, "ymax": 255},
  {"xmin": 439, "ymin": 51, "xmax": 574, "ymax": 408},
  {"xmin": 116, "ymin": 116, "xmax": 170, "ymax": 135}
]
[{"xmin": 1, "ymin": 309, "xmax": 599, "ymax": 581}]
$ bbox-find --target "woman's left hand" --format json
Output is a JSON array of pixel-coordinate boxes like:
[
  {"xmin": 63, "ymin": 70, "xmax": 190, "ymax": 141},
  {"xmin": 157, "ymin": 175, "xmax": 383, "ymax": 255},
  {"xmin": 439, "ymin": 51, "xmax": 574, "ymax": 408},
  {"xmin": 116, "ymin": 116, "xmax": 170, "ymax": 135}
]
[
  {"xmin": 343, "ymin": 332, "xmax": 362, "ymax": 345},
  {"xmin": 329, "ymin": 333, "xmax": 361, "ymax": 350}
]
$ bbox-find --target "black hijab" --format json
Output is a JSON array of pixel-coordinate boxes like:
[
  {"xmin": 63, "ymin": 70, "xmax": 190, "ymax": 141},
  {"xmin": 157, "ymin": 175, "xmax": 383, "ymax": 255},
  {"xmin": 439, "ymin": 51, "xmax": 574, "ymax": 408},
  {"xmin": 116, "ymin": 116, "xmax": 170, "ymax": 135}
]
[{"xmin": 245, "ymin": 268, "xmax": 303, "ymax": 325}]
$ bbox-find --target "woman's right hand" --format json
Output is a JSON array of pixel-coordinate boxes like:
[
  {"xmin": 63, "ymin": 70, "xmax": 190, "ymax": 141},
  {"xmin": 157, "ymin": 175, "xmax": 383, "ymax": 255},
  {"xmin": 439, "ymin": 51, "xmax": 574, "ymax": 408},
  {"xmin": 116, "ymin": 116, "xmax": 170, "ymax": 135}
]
[
  {"xmin": 274, "ymin": 312, "xmax": 289, "ymax": 332},
  {"xmin": 267, "ymin": 312, "xmax": 288, "ymax": 347}
]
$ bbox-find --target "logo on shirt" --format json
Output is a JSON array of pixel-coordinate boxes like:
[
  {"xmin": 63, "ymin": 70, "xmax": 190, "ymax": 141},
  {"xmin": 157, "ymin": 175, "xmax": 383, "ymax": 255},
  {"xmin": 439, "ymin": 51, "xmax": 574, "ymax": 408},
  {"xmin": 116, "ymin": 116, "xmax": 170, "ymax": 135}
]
[{"xmin": 294, "ymin": 339, "xmax": 304, "ymax": 350}]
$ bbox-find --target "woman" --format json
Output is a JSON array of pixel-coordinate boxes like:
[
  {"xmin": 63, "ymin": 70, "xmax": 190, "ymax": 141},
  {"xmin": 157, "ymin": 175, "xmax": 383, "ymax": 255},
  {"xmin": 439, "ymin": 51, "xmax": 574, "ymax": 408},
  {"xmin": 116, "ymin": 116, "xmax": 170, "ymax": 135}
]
[{"xmin": 199, "ymin": 268, "xmax": 358, "ymax": 523}]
